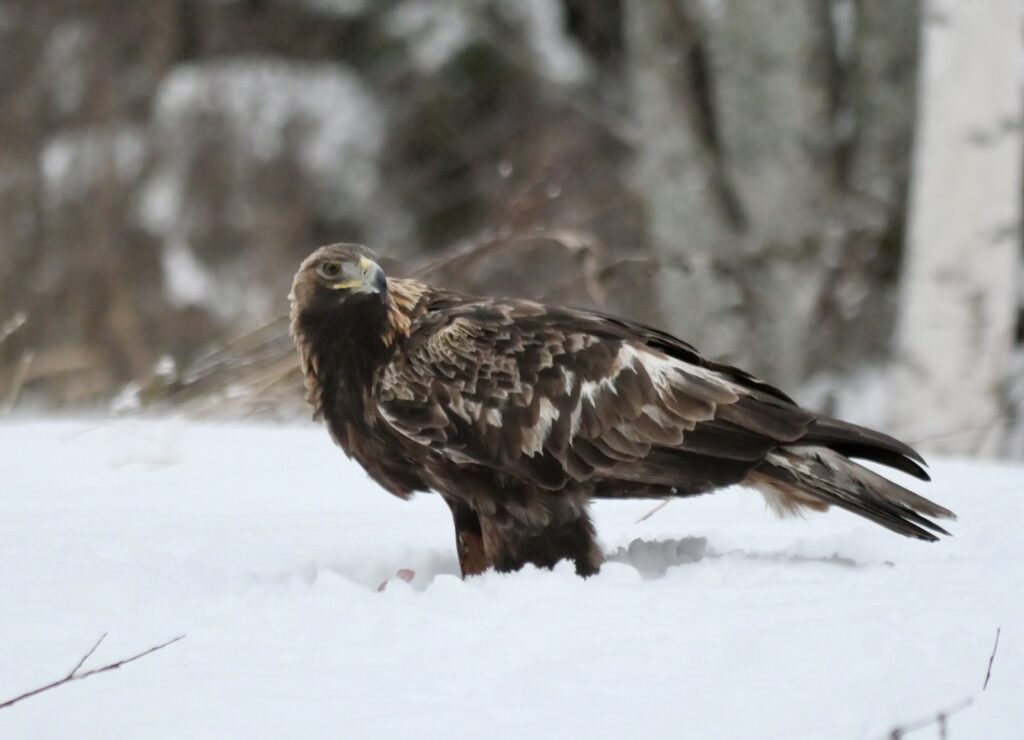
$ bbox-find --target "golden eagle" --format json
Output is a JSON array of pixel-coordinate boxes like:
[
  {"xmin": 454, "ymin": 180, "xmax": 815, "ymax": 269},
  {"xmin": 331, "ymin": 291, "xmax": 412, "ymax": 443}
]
[{"xmin": 290, "ymin": 243, "xmax": 954, "ymax": 577}]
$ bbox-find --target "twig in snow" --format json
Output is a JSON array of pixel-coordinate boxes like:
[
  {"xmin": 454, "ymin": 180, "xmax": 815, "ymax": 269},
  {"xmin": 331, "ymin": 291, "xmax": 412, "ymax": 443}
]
[
  {"xmin": 65, "ymin": 633, "xmax": 108, "ymax": 678},
  {"xmin": 0, "ymin": 633, "xmax": 185, "ymax": 710},
  {"xmin": 885, "ymin": 697, "xmax": 973, "ymax": 739},
  {"xmin": 635, "ymin": 498, "xmax": 671, "ymax": 524},
  {"xmin": 983, "ymin": 626, "xmax": 1001, "ymax": 690}
]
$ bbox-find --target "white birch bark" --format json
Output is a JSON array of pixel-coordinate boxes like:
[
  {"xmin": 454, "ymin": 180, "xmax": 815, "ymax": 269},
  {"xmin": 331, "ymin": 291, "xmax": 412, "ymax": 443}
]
[{"xmin": 890, "ymin": 0, "xmax": 1023, "ymax": 457}]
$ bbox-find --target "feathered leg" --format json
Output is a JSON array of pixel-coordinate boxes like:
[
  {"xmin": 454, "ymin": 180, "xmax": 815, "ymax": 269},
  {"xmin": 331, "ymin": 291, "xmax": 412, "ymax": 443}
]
[
  {"xmin": 443, "ymin": 497, "xmax": 488, "ymax": 577},
  {"xmin": 479, "ymin": 510, "xmax": 604, "ymax": 577}
]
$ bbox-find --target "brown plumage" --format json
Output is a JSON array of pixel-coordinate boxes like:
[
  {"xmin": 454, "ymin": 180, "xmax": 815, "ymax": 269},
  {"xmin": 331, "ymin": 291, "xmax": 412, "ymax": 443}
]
[{"xmin": 290, "ymin": 243, "xmax": 955, "ymax": 577}]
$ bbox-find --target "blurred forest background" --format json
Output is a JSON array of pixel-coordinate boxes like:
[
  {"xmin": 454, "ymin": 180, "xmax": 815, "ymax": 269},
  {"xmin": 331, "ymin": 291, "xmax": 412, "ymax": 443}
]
[{"xmin": 0, "ymin": 0, "xmax": 1021, "ymax": 457}]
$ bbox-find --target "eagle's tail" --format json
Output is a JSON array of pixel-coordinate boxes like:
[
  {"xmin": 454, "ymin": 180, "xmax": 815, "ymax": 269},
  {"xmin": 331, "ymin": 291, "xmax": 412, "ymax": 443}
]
[{"xmin": 746, "ymin": 436, "xmax": 955, "ymax": 542}]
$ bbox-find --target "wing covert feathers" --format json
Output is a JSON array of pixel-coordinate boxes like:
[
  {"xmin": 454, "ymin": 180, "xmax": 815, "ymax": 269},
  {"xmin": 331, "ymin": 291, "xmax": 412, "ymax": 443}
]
[{"xmin": 374, "ymin": 287, "xmax": 954, "ymax": 540}]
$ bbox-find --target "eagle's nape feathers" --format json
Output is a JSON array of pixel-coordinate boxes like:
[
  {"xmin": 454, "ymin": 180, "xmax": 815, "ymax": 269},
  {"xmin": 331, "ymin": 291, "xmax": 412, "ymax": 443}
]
[{"xmin": 290, "ymin": 243, "xmax": 955, "ymax": 577}]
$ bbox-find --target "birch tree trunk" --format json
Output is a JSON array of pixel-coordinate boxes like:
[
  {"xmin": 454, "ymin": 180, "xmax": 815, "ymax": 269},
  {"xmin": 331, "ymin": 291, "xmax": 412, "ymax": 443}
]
[{"xmin": 890, "ymin": 0, "xmax": 1023, "ymax": 457}]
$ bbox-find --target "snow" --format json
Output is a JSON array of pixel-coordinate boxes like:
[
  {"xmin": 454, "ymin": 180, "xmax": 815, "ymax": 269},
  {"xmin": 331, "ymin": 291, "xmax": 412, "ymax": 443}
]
[
  {"xmin": 159, "ymin": 237, "xmax": 221, "ymax": 314},
  {"xmin": 1, "ymin": 418, "xmax": 1021, "ymax": 739},
  {"xmin": 39, "ymin": 126, "xmax": 146, "ymax": 207},
  {"xmin": 386, "ymin": 1, "xmax": 473, "ymax": 73},
  {"xmin": 498, "ymin": 0, "xmax": 590, "ymax": 85},
  {"xmin": 146, "ymin": 59, "xmax": 382, "ymax": 227},
  {"xmin": 151, "ymin": 60, "xmax": 383, "ymax": 213},
  {"xmin": 139, "ymin": 60, "xmax": 384, "ymax": 319},
  {"xmin": 386, "ymin": 0, "xmax": 589, "ymax": 84}
]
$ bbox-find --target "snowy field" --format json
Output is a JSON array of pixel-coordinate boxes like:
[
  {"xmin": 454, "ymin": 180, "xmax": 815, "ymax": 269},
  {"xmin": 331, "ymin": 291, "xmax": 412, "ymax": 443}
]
[{"xmin": 1, "ymin": 419, "xmax": 1021, "ymax": 739}]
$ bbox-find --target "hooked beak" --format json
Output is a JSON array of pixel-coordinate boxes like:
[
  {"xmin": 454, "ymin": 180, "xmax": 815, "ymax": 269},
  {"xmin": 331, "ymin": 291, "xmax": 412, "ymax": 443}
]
[
  {"xmin": 330, "ymin": 257, "xmax": 387, "ymax": 295},
  {"xmin": 357, "ymin": 257, "xmax": 387, "ymax": 295}
]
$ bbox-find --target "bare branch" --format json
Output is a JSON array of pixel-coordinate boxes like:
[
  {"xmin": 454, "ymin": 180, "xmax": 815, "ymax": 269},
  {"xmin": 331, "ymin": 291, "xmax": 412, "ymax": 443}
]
[
  {"xmin": 64, "ymin": 633, "xmax": 107, "ymax": 680},
  {"xmin": 984, "ymin": 626, "xmax": 1001, "ymax": 690},
  {"xmin": 73, "ymin": 634, "xmax": 185, "ymax": 681},
  {"xmin": 635, "ymin": 499, "xmax": 671, "ymax": 524},
  {"xmin": 885, "ymin": 697, "xmax": 973, "ymax": 739},
  {"xmin": 0, "ymin": 634, "xmax": 185, "ymax": 710}
]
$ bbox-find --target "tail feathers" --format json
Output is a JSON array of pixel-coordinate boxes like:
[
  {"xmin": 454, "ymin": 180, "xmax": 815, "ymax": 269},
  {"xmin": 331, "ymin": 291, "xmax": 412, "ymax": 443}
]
[
  {"xmin": 749, "ymin": 445, "xmax": 955, "ymax": 542},
  {"xmin": 804, "ymin": 416, "xmax": 930, "ymax": 481}
]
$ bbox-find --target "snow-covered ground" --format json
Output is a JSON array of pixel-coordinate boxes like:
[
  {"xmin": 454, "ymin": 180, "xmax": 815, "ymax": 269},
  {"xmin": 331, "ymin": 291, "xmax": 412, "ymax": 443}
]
[{"xmin": 1, "ymin": 419, "xmax": 1021, "ymax": 739}]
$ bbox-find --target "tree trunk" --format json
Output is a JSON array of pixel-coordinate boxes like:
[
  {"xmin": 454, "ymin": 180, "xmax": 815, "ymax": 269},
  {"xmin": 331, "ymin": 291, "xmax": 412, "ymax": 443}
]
[
  {"xmin": 625, "ymin": 0, "xmax": 744, "ymax": 366},
  {"xmin": 889, "ymin": 0, "xmax": 1022, "ymax": 457},
  {"xmin": 626, "ymin": 0, "xmax": 892, "ymax": 389}
]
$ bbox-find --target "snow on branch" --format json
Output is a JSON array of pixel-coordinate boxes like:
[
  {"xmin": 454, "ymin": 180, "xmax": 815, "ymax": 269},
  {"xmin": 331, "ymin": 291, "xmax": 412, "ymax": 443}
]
[{"xmin": 0, "ymin": 633, "xmax": 185, "ymax": 710}]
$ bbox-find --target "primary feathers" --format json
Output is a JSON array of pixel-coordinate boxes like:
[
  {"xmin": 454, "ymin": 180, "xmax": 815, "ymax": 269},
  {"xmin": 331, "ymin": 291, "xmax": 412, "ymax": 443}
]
[{"xmin": 290, "ymin": 243, "xmax": 954, "ymax": 577}]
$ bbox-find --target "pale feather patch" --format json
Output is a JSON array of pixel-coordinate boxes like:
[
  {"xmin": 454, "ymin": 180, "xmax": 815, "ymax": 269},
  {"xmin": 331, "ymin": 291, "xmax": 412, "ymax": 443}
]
[
  {"xmin": 751, "ymin": 446, "xmax": 846, "ymax": 517},
  {"xmin": 382, "ymin": 278, "xmax": 429, "ymax": 345},
  {"xmin": 563, "ymin": 369, "xmax": 575, "ymax": 394},
  {"xmin": 620, "ymin": 343, "xmax": 745, "ymax": 401},
  {"xmin": 581, "ymin": 375, "xmax": 618, "ymax": 403},
  {"xmin": 522, "ymin": 396, "xmax": 560, "ymax": 457}
]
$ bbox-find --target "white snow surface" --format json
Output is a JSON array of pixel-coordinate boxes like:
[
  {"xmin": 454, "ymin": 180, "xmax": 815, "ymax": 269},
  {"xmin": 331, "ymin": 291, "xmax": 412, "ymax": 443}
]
[{"xmin": 1, "ymin": 419, "xmax": 1021, "ymax": 739}]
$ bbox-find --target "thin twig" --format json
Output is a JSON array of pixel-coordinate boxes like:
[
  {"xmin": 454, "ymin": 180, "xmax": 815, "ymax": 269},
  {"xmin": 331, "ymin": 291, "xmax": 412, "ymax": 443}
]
[
  {"xmin": 983, "ymin": 626, "xmax": 1001, "ymax": 690},
  {"xmin": 65, "ymin": 633, "xmax": 107, "ymax": 679},
  {"xmin": 885, "ymin": 697, "xmax": 973, "ymax": 739},
  {"xmin": 635, "ymin": 498, "xmax": 671, "ymax": 524},
  {"xmin": 0, "ymin": 634, "xmax": 185, "ymax": 710}
]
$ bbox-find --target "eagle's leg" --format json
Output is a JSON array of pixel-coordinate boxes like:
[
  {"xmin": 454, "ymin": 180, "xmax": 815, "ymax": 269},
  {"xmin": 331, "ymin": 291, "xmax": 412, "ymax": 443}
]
[
  {"xmin": 480, "ymin": 511, "xmax": 603, "ymax": 577},
  {"xmin": 443, "ymin": 497, "xmax": 488, "ymax": 578}
]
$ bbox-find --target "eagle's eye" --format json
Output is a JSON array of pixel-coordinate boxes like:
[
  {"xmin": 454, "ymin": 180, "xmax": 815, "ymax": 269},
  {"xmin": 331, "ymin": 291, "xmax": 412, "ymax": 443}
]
[{"xmin": 318, "ymin": 261, "xmax": 342, "ymax": 280}]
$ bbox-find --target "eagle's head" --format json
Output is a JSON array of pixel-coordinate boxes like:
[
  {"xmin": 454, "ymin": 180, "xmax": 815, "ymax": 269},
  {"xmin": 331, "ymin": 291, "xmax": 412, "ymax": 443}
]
[
  {"xmin": 290, "ymin": 243, "xmax": 396, "ymax": 415},
  {"xmin": 289, "ymin": 243, "xmax": 394, "ymax": 373},
  {"xmin": 289, "ymin": 243, "xmax": 388, "ymax": 317}
]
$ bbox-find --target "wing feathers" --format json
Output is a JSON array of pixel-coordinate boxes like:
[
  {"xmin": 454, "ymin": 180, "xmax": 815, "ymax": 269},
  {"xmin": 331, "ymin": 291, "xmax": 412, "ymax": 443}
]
[
  {"xmin": 806, "ymin": 416, "xmax": 927, "ymax": 467},
  {"xmin": 374, "ymin": 294, "xmax": 951, "ymax": 539}
]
